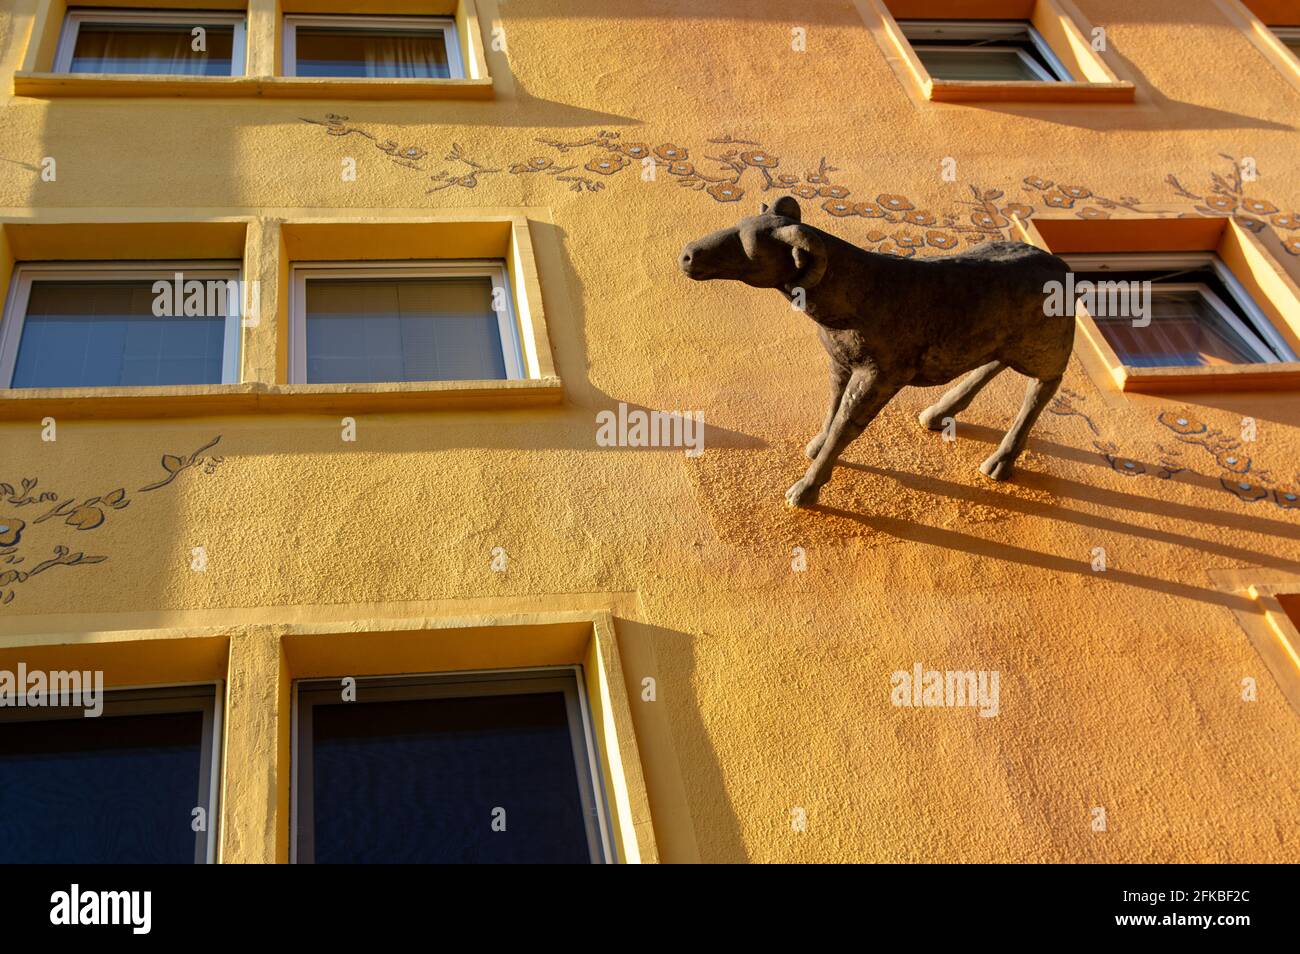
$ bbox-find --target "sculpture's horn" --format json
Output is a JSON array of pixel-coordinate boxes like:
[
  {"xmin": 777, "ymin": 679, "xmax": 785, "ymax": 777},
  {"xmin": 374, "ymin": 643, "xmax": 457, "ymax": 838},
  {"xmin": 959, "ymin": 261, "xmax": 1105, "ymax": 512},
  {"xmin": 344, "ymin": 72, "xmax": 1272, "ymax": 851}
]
[{"xmin": 773, "ymin": 224, "xmax": 827, "ymax": 290}]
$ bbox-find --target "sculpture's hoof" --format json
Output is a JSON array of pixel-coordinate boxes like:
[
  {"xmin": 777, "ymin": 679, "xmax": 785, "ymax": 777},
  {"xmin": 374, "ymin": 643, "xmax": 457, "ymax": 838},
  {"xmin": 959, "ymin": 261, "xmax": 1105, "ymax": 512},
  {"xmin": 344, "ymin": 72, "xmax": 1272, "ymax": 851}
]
[
  {"xmin": 785, "ymin": 478, "xmax": 821, "ymax": 508},
  {"xmin": 979, "ymin": 454, "xmax": 1015, "ymax": 481},
  {"xmin": 918, "ymin": 406, "xmax": 949, "ymax": 432},
  {"xmin": 804, "ymin": 434, "xmax": 826, "ymax": 460}
]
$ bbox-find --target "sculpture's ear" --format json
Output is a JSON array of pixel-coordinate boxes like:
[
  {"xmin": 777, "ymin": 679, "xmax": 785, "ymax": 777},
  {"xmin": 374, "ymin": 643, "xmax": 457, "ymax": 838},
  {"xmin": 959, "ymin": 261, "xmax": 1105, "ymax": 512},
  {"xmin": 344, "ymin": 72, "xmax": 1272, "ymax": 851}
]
[
  {"xmin": 769, "ymin": 195, "xmax": 802, "ymax": 221},
  {"xmin": 773, "ymin": 223, "xmax": 827, "ymax": 289}
]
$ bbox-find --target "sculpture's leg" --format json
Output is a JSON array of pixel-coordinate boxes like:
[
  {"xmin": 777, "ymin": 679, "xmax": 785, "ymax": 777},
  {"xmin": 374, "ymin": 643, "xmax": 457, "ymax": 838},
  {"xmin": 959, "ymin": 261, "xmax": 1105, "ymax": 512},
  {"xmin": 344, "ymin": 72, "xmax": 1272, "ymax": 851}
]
[
  {"xmin": 805, "ymin": 361, "xmax": 851, "ymax": 459},
  {"xmin": 787, "ymin": 371, "xmax": 899, "ymax": 508},
  {"xmin": 979, "ymin": 374, "xmax": 1061, "ymax": 481},
  {"xmin": 918, "ymin": 361, "xmax": 1004, "ymax": 431}
]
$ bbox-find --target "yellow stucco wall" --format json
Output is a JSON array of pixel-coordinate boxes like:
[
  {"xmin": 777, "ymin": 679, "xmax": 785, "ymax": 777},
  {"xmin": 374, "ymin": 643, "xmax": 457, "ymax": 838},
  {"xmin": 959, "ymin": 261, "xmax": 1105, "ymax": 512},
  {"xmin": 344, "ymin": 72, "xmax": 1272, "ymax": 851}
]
[{"xmin": 1, "ymin": 0, "xmax": 1299, "ymax": 862}]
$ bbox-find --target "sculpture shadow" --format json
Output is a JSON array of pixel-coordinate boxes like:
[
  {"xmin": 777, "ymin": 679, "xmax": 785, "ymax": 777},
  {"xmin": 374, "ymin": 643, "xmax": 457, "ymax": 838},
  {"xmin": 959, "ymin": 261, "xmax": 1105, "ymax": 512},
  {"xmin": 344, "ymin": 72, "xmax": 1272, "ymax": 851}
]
[
  {"xmin": 820, "ymin": 490, "xmax": 1258, "ymax": 614},
  {"xmin": 953, "ymin": 421, "xmax": 1300, "ymax": 541}
]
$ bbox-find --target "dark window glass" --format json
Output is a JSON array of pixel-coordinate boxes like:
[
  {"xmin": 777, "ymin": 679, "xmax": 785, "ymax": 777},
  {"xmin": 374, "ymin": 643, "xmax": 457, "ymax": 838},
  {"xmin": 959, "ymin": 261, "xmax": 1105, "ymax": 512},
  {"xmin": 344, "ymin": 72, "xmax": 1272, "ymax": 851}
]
[
  {"xmin": 304, "ymin": 277, "xmax": 506, "ymax": 383},
  {"xmin": 913, "ymin": 47, "xmax": 1043, "ymax": 81},
  {"xmin": 293, "ymin": 26, "xmax": 450, "ymax": 78},
  {"xmin": 901, "ymin": 20, "xmax": 1069, "ymax": 81},
  {"xmin": 12, "ymin": 280, "xmax": 228, "ymax": 388},
  {"xmin": 307, "ymin": 690, "xmax": 594, "ymax": 863},
  {"xmin": 70, "ymin": 23, "xmax": 236, "ymax": 76},
  {"xmin": 1074, "ymin": 267, "xmax": 1279, "ymax": 368},
  {"xmin": 0, "ymin": 710, "xmax": 204, "ymax": 863}
]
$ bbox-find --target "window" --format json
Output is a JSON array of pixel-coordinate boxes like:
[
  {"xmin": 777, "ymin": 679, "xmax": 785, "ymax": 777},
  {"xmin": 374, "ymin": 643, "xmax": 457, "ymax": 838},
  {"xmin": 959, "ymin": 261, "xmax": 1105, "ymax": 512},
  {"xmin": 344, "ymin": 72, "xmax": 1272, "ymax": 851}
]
[
  {"xmin": 54, "ymin": 9, "xmax": 246, "ymax": 76},
  {"xmin": 0, "ymin": 684, "xmax": 221, "ymax": 863},
  {"xmin": 898, "ymin": 20, "xmax": 1072, "ymax": 81},
  {"xmin": 283, "ymin": 15, "xmax": 464, "ymax": 79},
  {"xmin": 1274, "ymin": 26, "xmax": 1300, "ymax": 58},
  {"xmin": 0, "ymin": 263, "xmax": 242, "ymax": 389},
  {"xmin": 293, "ymin": 668, "xmax": 614, "ymax": 863},
  {"xmin": 289, "ymin": 261, "xmax": 523, "ymax": 384},
  {"xmin": 1061, "ymin": 253, "xmax": 1298, "ymax": 370}
]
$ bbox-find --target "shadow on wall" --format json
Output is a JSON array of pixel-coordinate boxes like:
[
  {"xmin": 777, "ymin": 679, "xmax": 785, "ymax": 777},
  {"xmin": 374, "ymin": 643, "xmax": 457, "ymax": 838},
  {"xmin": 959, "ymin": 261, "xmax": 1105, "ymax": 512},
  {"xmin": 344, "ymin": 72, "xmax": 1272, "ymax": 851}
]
[
  {"xmin": 826, "ymin": 458, "xmax": 1275, "ymax": 615},
  {"xmin": 613, "ymin": 617, "xmax": 750, "ymax": 863}
]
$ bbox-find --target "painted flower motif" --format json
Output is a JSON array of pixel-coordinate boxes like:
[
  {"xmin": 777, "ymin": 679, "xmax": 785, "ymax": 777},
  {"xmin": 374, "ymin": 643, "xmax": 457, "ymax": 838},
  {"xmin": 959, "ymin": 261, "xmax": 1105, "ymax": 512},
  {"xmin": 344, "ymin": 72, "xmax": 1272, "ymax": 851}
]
[
  {"xmin": 1158, "ymin": 411, "xmax": 1208, "ymax": 435},
  {"xmin": 1215, "ymin": 450, "xmax": 1251, "ymax": 474},
  {"xmin": 654, "ymin": 144, "xmax": 688, "ymax": 161},
  {"xmin": 707, "ymin": 182, "xmax": 744, "ymax": 202},
  {"xmin": 1077, "ymin": 207, "xmax": 1110, "ymax": 220},
  {"xmin": 1283, "ymin": 236, "xmax": 1300, "ymax": 256},
  {"xmin": 902, "ymin": 210, "xmax": 935, "ymax": 226},
  {"xmin": 877, "ymin": 194, "xmax": 913, "ymax": 212},
  {"xmin": 1222, "ymin": 476, "xmax": 1269, "ymax": 502},
  {"xmin": 971, "ymin": 210, "xmax": 1009, "ymax": 229},
  {"xmin": 793, "ymin": 185, "xmax": 820, "ymax": 199},
  {"xmin": 1241, "ymin": 197, "xmax": 1278, "ymax": 216},
  {"xmin": 1044, "ymin": 193, "xmax": 1075, "ymax": 209},
  {"xmin": 1023, "ymin": 176, "xmax": 1053, "ymax": 190},
  {"xmin": 776, "ymin": 174, "xmax": 800, "ymax": 187},
  {"xmin": 819, "ymin": 185, "xmax": 850, "ymax": 199},
  {"xmin": 1274, "ymin": 489, "xmax": 1300, "ymax": 509},
  {"xmin": 1271, "ymin": 212, "xmax": 1300, "ymax": 230},
  {"xmin": 510, "ymin": 157, "xmax": 554, "ymax": 173},
  {"xmin": 865, "ymin": 230, "xmax": 888, "ymax": 243},
  {"xmin": 1002, "ymin": 203, "xmax": 1033, "ymax": 220},
  {"xmin": 740, "ymin": 150, "xmax": 778, "ymax": 168},
  {"xmin": 823, "ymin": 198, "xmax": 855, "ymax": 216},
  {"xmin": 1105, "ymin": 455, "xmax": 1147, "ymax": 477},
  {"xmin": 926, "ymin": 231, "xmax": 958, "ymax": 250},
  {"xmin": 877, "ymin": 241, "xmax": 915, "ymax": 258},
  {"xmin": 666, "ymin": 161, "xmax": 694, "ymax": 176},
  {"xmin": 895, "ymin": 232, "xmax": 924, "ymax": 249},
  {"xmin": 585, "ymin": 154, "xmax": 629, "ymax": 175},
  {"xmin": 0, "ymin": 517, "xmax": 24, "ymax": 546},
  {"xmin": 854, "ymin": 201, "xmax": 886, "ymax": 218},
  {"xmin": 1059, "ymin": 185, "xmax": 1091, "ymax": 199},
  {"xmin": 1233, "ymin": 214, "xmax": 1266, "ymax": 233},
  {"xmin": 65, "ymin": 504, "xmax": 105, "ymax": 530},
  {"xmin": 1203, "ymin": 194, "xmax": 1236, "ymax": 213},
  {"xmin": 619, "ymin": 142, "xmax": 651, "ymax": 159}
]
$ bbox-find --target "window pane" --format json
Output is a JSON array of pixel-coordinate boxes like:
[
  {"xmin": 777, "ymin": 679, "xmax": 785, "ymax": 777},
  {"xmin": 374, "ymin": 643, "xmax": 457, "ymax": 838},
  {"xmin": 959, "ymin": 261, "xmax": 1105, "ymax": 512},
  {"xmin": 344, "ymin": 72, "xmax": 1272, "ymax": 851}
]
[
  {"xmin": 70, "ymin": 23, "xmax": 236, "ymax": 76},
  {"xmin": 915, "ymin": 48, "xmax": 1041, "ymax": 81},
  {"xmin": 308, "ymin": 691, "xmax": 593, "ymax": 863},
  {"xmin": 304, "ymin": 277, "xmax": 507, "ymax": 383},
  {"xmin": 11, "ymin": 280, "xmax": 227, "ymax": 388},
  {"xmin": 1094, "ymin": 289, "xmax": 1263, "ymax": 367},
  {"xmin": 293, "ymin": 26, "xmax": 450, "ymax": 78},
  {"xmin": 0, "ymin": 710, "xmax": 205, "ymax": 863}
]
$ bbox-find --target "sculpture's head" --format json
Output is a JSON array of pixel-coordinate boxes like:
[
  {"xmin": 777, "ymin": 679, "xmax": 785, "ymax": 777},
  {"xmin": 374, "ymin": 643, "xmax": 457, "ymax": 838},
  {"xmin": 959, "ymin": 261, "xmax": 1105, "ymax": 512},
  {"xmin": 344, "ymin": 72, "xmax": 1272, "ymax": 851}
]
[{"xmin": 679, "ymin": 196, "xmax": 827, "ymax": 291}]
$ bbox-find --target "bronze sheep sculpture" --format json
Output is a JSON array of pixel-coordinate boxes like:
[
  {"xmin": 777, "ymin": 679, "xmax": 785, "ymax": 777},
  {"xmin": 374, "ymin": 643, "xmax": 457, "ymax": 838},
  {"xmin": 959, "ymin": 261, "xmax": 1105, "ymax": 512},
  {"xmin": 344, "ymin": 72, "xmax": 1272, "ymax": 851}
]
[{"xmin": 679, "ymin": 195, "xmax": 1075, "ymax": 508}]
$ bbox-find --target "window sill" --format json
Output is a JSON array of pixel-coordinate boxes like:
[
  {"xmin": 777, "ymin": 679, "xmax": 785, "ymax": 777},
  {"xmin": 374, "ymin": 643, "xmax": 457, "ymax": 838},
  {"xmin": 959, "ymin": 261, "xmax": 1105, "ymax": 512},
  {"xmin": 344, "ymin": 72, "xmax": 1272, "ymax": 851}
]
[
  {"xmin": 1115, "ymin": 361, "xmax": 1300, "ymax": 394},
  {"xmin": 11, "ymin": 72, "xmax": 495, "ymax": 100},
  {"xmin": 0, "ymin": 378, "xmax": 562, "ymax": 419},
  {"xmin": 925, "ymin": 78, "xmax": 1135, "ymax": 103}
]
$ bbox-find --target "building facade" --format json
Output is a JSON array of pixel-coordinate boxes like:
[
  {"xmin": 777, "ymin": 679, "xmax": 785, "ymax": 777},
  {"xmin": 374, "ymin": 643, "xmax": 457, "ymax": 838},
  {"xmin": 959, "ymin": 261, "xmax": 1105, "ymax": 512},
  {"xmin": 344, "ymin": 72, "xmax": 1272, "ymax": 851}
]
[{"xmin": 1, "ymin": 0, "xmax": 1299, "ymax": 862}]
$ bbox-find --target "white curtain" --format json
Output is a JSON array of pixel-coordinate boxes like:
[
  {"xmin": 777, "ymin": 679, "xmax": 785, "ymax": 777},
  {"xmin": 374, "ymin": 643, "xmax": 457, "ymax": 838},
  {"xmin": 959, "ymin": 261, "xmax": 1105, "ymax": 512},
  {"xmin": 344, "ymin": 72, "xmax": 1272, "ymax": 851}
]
[
  {"xmin": 71, "ymin": 25, "xmax": 229, "ymax": 76},
  {"xmin": 360, "ymin": 33, "xmax": 450, "ymax": 79}
]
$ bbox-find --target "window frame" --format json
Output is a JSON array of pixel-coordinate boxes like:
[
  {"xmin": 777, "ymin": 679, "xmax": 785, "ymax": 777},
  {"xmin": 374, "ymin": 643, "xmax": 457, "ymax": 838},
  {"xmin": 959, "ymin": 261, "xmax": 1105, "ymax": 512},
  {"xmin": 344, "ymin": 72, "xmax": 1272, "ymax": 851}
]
[
  {"xmin": 52, "ymin": 8, "xmax": 248, "ymax": 77},
  {"xmin": 899, "ymin": 19, "xmax": 1073, "ymax": 82},
  {"xmin": 288, "ymin": 259, "xmax": 525, "ymax": 385},
  {"xmin": 281, "ymin": 13, "xmax": 465, "ymax": 80},
  {"xmin": 0, "ymin": 261, "xmax": 244, "ymax": 390},
  {"xmin": 1059, "ymin": 251, "xmax": 1299, "ymax": 367},
  {"xmin": 0, "ymin": 682, "xmax": 223, "ymax": 864},
  {"xmin": 291, "ymin": 666, "xmax": 616, "ymax": 864}
]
